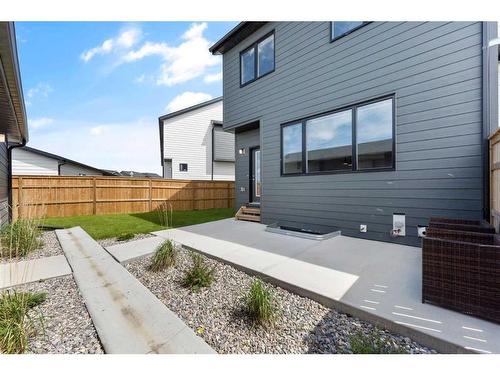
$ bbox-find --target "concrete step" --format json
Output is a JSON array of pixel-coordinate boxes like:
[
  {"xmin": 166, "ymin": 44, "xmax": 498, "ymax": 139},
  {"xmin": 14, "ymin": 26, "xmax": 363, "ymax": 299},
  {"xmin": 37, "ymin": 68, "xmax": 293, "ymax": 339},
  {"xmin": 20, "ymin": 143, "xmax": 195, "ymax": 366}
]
[{"xmin": 56, "ymin": 227, "xmax": 215, "ymax": 354}]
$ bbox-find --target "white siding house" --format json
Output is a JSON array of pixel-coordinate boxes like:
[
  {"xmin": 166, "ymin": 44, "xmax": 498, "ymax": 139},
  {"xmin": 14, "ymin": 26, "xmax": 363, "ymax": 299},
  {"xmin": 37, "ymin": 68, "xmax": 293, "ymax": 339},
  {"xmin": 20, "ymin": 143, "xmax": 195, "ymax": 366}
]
[
  {"xmin": 12, "ymin": 147, "xmax": 107, "ymax": 176},
  {"xmin": 159, "ymin": 97, "xmax": 235, "ymax": 180}
]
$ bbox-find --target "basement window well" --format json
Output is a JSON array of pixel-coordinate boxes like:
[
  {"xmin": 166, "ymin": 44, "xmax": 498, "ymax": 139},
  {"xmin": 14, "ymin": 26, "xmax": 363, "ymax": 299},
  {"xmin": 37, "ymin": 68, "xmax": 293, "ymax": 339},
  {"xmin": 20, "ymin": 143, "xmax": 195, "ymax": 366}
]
[{"xmin": 265, "ymin": 223, "xmax": 341, "ymax": 241}]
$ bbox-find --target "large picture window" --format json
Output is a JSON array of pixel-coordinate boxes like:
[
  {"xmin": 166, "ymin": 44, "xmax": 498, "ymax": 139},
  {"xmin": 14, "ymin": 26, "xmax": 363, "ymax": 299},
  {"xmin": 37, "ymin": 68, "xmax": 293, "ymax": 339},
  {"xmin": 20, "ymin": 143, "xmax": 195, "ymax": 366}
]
[
  {"xmin": 356, "ymin": 99, "xmax": 394, "ymax": 170},
  {"xmin": 281, "ymin": 96, "xmax": 394, "ymax": 176},
  {"xmin": 240, "ymin": 32, "xmax": 275, "ymax": 86},
  {"xmin": 306, "ymin": 110, "xmax": 352, "ymax": 172},
  {"xmin": 282, "ymin": 123, "xmax": 303, "ymax": 174}
]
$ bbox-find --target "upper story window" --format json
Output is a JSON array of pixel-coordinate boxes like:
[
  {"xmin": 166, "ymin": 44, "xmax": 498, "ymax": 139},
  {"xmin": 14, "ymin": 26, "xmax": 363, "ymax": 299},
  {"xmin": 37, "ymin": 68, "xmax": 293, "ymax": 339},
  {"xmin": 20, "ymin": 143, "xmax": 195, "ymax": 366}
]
[
  {"xmin": 281, "ymin": 96, "xmax": 395, "ymax": 176},
  {"xmin": 330, "ymin": 22, "xmax": 369, "ymax": 41},
  {"xmin": 179, "ymin": 163, "xmax": 188, "ymax": 172},
  {"xmin": 240, "ymin": 31, "xmax": 275, "ymax": 86}
]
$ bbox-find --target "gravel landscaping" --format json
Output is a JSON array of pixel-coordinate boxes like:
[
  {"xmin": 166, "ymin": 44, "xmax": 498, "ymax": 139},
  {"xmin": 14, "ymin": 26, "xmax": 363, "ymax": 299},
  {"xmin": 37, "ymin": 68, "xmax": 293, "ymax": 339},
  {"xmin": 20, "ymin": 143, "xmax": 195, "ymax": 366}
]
[
  {"xmin": 98, "ymin": 233, "xmax": 155, "ymax": 248},
  {"xmin": 0, "ymin": 230, "xmax": 63, "ymax": 264},
  {"xmin": 126, "ymin": 246, "xmax": 436, "ymax": 354},
  {"xmin": 7, "ymin": 276, "xmax": 103, "ymax": 354}
]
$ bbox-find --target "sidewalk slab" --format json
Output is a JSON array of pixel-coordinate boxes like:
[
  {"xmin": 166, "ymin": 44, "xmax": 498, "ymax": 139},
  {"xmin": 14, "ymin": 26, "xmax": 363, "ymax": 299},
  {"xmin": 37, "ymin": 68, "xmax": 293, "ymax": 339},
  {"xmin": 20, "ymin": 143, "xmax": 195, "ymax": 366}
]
[
  {"xmin": 106, "ymin": 236, "xmax": 165, "ymax": 264},
  {"xmin": 56, "ymin": 227, "xmax": 214, "ymax": 354},
  {"xmin": 0, "ymin": 255, "xmax": 71, "ymax": 289}
]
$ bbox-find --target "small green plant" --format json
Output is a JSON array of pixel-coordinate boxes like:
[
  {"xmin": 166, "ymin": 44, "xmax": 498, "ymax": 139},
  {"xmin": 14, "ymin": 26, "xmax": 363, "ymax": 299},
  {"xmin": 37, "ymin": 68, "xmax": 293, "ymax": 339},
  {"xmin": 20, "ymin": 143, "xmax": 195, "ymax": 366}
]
[
  {"xmin": 244, "ymin": 280, "xmax": 277, "ymax": 326},
  {"xmin": 116, "ymin": 233, "xmax": 135, "ymax": 242},
  {"xmin": 0, "ymin": 218, "xmax": 43, "ymax": 258},
  {"xmin": 182, "ymin": 252, "xmax": 215, "ymax": 291},
  {"xmin": 349, "ymin": 330, "xmax": 405, "ymax": 354},
  {"xmin": 0, "ymin": 290, "xmax": 46, "ymax": 354},
  {"xmin": 149, "ymin": 240, "xmax": 177, "ymax": 271},
  {"xmin": 156, "ymin": 202, "xmax": 173, "ymax": 228}
]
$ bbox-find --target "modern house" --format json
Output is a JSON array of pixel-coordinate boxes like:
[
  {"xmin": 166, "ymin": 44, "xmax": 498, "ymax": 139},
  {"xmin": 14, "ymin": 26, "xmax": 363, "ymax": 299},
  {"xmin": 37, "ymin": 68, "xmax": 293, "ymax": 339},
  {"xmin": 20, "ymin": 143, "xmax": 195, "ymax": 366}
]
[
  {"xmin": 158, "ymin": 97, "xmax": 235, "ymax": 180},
  {"xmin": 210, "ymin": 22, "xmax": 499, "ymax": 246},
  {"xmin": 0, "ymin": 22, "xmax": 29, "ymax": 227},
  {"xmin": 12, "ymin": 146, "xmax": 112, "ymax": 176}
]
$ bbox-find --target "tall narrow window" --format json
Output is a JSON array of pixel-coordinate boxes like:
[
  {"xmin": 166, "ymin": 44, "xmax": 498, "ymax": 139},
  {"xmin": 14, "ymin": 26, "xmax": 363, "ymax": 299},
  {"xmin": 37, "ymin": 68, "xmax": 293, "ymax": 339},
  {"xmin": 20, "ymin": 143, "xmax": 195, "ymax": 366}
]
[
  {"xmin": 356, "ymin": 98, "xmax": 394, "ymax": 170},
  {"xmin": 282, "ymin": 123, "xmax": 303, "ymax": 174},
  {"xmin": 306, "ymin": 110, "xmax": 352, "ymax": 172},
  {"xmin": 331, "ymin": 22, "xmax": 368, "ymax": 40},
  {"xmin": 240, "ymin": 32, "xmax": 275, "ymax": 86},
  {"xmin": 240, "ymin": 48, "xmax": 255, "ymax": 85},
  {"xmin": 257, "ymin": 34, "xmax": 274, "ymax": 77}
]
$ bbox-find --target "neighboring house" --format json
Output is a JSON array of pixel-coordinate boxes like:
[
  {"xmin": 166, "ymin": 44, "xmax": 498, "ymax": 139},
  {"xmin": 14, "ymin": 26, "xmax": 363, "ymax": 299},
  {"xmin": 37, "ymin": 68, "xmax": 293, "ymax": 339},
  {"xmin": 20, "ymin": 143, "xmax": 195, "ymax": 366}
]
[
  {"xmin": 210, "ymin": 22, "xmax": 499, "ymax": 246},
  {"xmin": 0, "ymin": 22, "xmax": 29, "ymax": 227},
  {"xmin": 12, "ymin": 146, "xmax": 111, "ymax": 176},
  {"xmin": 158, "ymin": 97, "xmax": 235, "ymax": 180},
  {"xmin": 109, "ymin": 170, "xmax": 162, "ymax": 178}
]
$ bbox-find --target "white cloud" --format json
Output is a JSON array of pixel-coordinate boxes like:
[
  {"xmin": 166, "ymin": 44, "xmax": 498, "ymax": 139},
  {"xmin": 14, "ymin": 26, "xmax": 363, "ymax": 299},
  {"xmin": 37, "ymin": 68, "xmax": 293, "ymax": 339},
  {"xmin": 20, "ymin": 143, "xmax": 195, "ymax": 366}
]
[
  {"xmin": 203, "ymin": 72, "xmax": 222, "ymax": 83},
  {"xmin": 165, "ymin": 92, "xmax": 213, "ymax": 113},
  {"xmin": 122, "ymin": 22, "xmax": 220, "ymax": 86},
  {"xmin": 25, "ymin": 82, "xmax": 53, "ymax": 106},
  {"xmin": 28, "ymin": 118, "xmax": 161, "ymax": 174},
  {"xmin": 89, "ymin": 125, "xmax": 108, "ymax": 135},
  {"xmin": 29, "ymin": 117, "xmax": 54, "ymax": 130},
  {"xmin": 134, "ymin": 74, "xmax": 146, "ymax": 84},
  {"xmin": 81, "ymin": 27, "xmax": 141, "ymax": 62}
]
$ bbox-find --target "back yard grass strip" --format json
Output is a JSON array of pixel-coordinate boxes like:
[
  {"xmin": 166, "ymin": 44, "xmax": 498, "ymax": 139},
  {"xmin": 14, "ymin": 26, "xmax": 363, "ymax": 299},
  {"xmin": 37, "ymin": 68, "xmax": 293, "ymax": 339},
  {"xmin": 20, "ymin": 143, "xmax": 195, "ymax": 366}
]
[{"xmin": 42, "ymin": 208, "xmax": 234, "ymax": 240}]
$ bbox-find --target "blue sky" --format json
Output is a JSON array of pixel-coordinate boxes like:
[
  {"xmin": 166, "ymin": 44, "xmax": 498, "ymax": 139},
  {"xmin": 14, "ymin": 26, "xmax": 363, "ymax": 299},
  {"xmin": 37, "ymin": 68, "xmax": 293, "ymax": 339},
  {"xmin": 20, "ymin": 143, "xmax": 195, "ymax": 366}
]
[{"xmin": 16, "ymin": 21, "xmax": 237, "ymax": 174}]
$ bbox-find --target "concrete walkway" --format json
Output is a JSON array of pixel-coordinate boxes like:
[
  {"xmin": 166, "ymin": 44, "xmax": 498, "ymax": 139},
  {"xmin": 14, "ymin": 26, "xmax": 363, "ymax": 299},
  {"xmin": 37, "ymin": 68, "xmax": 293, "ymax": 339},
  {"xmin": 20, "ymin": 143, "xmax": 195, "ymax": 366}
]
[
  {"xmin": 106, "ymin": 236, "xmax": 165, "ymax": 264},
  {"xmin": 56, "ymin": 226, "xmax": 214, "ymax": 354},
  {"xmin": 152, "ymin": 218, "xmax": 500, "ymax": 354},
  {"xmin": 0, "ymin": 255, "xmax": 71, "ymax": 289}
]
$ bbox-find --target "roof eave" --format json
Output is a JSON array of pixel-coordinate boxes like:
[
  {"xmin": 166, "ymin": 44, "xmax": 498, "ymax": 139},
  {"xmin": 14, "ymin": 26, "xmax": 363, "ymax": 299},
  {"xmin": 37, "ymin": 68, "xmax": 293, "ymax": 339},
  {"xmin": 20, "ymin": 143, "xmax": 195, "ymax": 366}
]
[
  {"xmin": 0, "ymin": 22, "xmax": 28, "ymax": 143},
  {"xmin": 209, "ymin": 22, "xmax": 267, "ymax": 55}
]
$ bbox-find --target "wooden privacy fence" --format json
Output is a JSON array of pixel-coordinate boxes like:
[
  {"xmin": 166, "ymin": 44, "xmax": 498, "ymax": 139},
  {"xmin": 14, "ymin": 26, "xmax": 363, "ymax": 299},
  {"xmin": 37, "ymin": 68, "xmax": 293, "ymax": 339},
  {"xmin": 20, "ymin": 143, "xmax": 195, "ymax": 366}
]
[
  {"xmin": 12, "ymin": 176, "xmax": 235, "ymax": 219},
  {"xmin": 490, "ymin": 128, "xmax": 500, "ymax": 230}
]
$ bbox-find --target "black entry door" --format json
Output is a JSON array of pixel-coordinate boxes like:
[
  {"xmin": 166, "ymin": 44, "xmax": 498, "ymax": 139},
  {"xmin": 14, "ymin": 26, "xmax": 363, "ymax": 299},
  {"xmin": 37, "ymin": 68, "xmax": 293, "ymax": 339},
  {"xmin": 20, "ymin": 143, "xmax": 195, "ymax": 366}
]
[{"xmin": 250, "ymin": 147, "xmax": 261, "ymax": 204}]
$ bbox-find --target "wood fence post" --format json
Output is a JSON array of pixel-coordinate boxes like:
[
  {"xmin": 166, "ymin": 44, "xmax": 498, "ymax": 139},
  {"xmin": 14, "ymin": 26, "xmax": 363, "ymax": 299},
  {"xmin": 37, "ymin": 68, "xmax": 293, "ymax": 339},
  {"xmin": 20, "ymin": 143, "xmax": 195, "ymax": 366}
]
[
  {"xmin": 92, "ymin": 177, "xmax": 97, "ymax": 215},
  {"xmin": 149, "ymin": 179, "xmax": 152, "ymax": 211},
  {"xmin": 227, "ymin": 183, "xmax": 231, "ymax": 209},
  {"xmin": 18, "ymin": 177, "xmax": 23, "ymax": 219},
  {"xmin": 193, "ymin": 183, "xmax": 197, "ymax": 210}
]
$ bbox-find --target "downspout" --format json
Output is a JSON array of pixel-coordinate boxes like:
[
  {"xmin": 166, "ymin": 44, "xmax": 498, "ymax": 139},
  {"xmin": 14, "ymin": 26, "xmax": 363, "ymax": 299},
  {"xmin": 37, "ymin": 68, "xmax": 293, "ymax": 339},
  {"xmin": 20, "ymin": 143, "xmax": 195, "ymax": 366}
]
[
  {"xmin": 211, "ymin": 123, "xmax": 214, "ymax": 181},
  {"xmin": 57, "ymin": 161, "xmax": 66, "ymax": 175},
  {"xmin": 482, "ymin": 22, "xmax": 499, "ymax": 222},
  {"xmin": 7, "ymin": 137, "xmax": 27, "ymax": 221}
]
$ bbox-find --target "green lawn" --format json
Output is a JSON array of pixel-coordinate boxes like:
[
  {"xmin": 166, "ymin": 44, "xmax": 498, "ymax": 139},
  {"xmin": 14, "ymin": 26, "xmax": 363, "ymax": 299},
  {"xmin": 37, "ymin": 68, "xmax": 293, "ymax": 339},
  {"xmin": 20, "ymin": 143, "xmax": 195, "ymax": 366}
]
[{"xmin": 42, "ymin": 208, "xmax": 234, "ymax": 240}]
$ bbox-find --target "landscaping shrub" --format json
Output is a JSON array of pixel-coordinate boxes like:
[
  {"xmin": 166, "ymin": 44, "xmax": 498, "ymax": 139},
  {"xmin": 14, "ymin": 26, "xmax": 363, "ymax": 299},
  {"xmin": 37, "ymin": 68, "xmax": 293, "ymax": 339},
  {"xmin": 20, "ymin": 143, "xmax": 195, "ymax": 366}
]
[
  {"xmin": 0, "ymin": 290, "xmax": 46, "ymax": 354},
  {"xmin": 0, "ymin": 218, "xmax": 42, "ymax": 258},
  {"xmin": 116, "ymin": 233, "xmax": 134, "ymax": 242},
  {"xmin": 349, "ymin": 330, "xmax": 405, "ymax": 354},
  {"xmin": 244, "ymin": 280, "xmax": 277, "ymax": 326},
  {"xmin": 149, "ymin": 240, "xmax": 177, "ymax": 271},
  {"xmin": 182, "ymin": 252, "xmax": 215, "ymax": 291}
]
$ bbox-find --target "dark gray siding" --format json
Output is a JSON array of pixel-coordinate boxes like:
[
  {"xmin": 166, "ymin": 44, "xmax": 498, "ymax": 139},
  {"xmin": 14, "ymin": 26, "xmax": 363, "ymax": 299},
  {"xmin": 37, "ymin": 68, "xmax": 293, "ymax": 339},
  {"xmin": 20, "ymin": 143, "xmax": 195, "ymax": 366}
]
[
  {"xmin": 0, "ymin": 141, "xmax": 9, "ymax": 228},
  {"xmin": 225, "ymin": 22, "xmax": 485, "ymax": 245},
  {"xmin": 235, "ymin": 128, "xmax": 260, "ymax": 208}
]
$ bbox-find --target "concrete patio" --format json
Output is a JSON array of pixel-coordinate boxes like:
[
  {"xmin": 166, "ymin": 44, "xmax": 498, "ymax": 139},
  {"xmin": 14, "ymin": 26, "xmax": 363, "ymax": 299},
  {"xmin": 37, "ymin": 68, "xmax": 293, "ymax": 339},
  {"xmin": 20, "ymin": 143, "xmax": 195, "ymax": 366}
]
[{"xmin": 152, "ymin": 218, "xmax": 500, "ymax": 354}]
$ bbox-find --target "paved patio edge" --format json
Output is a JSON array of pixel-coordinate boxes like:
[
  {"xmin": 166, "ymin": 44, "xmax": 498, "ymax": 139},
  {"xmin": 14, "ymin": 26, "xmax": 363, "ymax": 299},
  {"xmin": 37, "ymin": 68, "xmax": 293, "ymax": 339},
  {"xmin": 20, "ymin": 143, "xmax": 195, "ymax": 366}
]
[{"xmin": 178, "ymin": 242, "xmax": 473, "ymax": 354}]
